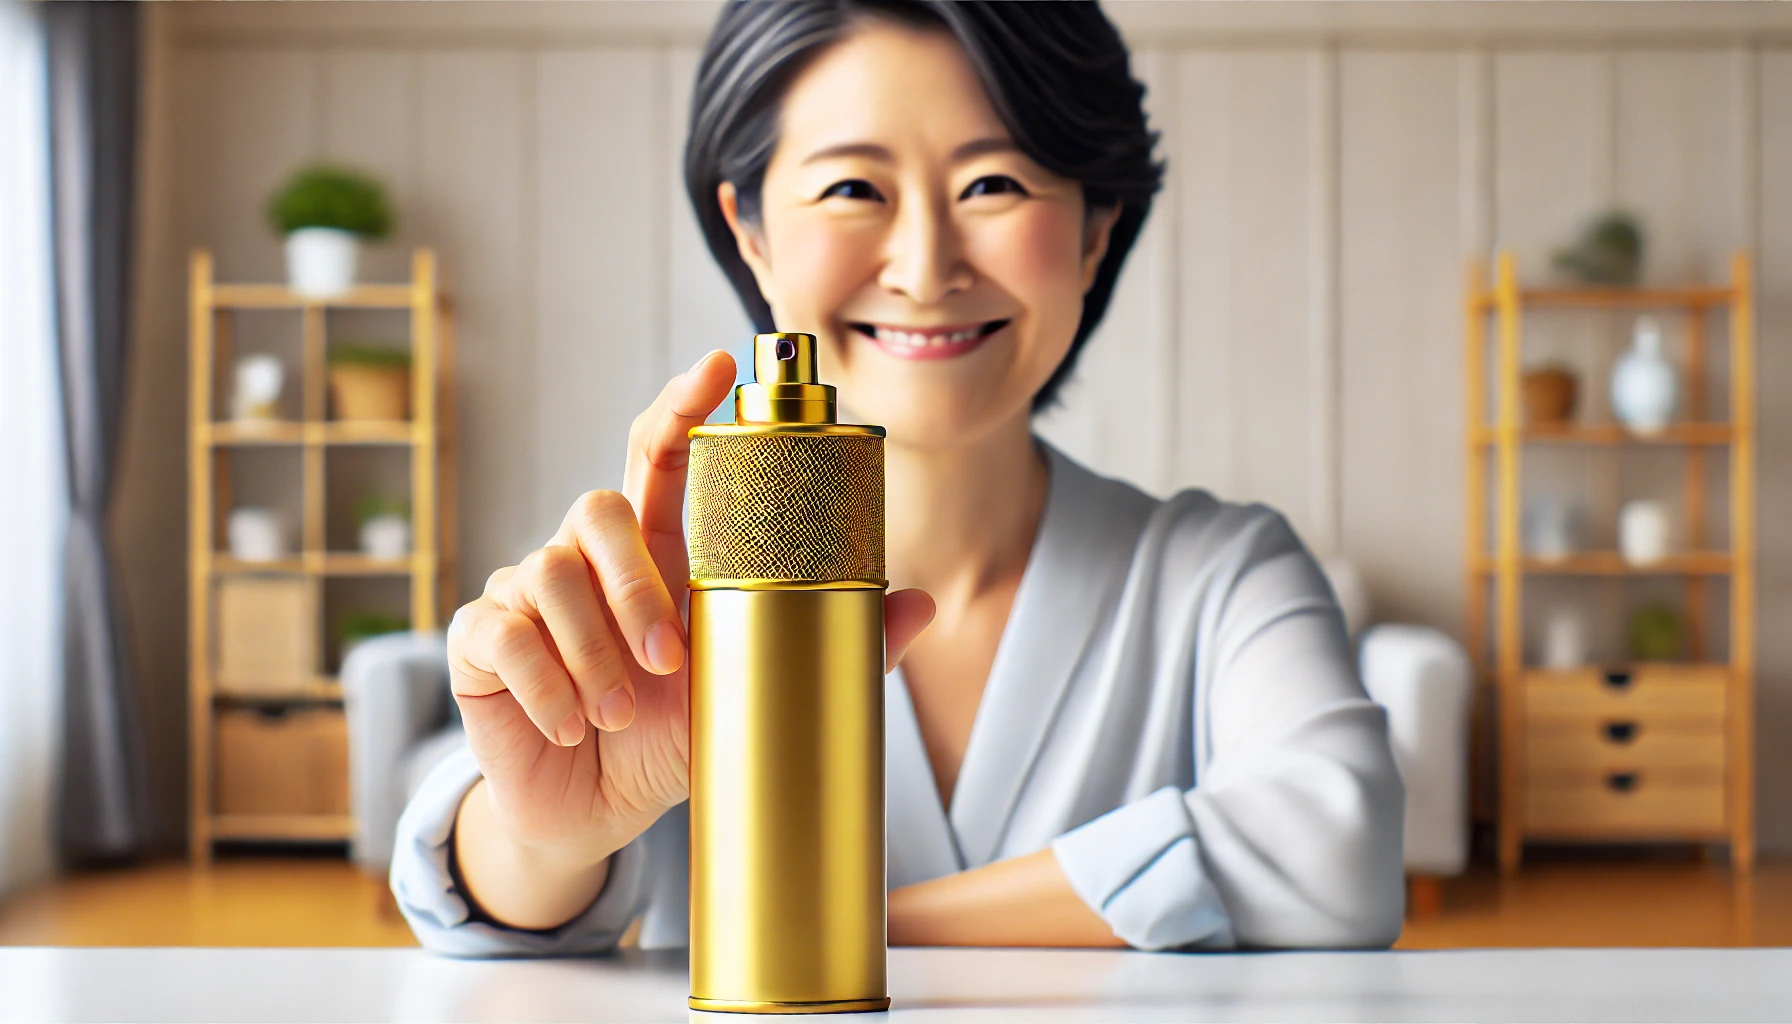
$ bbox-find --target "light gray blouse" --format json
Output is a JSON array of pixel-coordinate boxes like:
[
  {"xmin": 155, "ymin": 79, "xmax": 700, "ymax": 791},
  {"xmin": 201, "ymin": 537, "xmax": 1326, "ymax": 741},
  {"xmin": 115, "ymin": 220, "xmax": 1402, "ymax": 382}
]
[{"xmin": 392, "ymin": 442, "xmax": 1405, "ymax": 955}]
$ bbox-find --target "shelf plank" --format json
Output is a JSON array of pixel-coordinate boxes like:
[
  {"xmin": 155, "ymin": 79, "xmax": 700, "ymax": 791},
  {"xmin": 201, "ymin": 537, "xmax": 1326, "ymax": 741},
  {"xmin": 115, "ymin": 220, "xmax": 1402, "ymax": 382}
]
[
  {"xmin": 212, "ymin": 556, "xmax": 306, "ymax": 575},
  {"xmin": 318, "ymin": 553, "xmax": 416, "ymax": 576},
  {"xmin": 209, "ymin": 283, "xmax": 415, "ymax": 309},
  {"xmin": 1471, "ymin": 286, "xmax": 1734, "ymax": 310},
  {"xmin": 213, "ymin": 677, "xmax": 343, "ymax": 703},
  {"xmin": 1473, "ymin": 422, "xmax": 1735, "ymax": 446},
  {"xmin": 1473, "ymin": 551, "xmax": 1734, "ymax": 576},
  {"xmin": 321, "ymin": 420, "xmax": 417, "ymax": 444},
  {"xmin": 209, "ymin": 814, "xmax": 356, "ymax": 842},
  {"xmin": 202, "ymin": 420, "xmax": 418, "ymax": 447}
]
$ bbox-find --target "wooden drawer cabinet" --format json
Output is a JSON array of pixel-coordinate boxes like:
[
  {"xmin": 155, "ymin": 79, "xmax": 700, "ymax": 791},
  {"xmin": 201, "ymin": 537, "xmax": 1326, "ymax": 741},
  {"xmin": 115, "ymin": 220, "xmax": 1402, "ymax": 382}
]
[
  {"xmin": 1523, "ymin": 664, "xmax": 1727, "ymax": 723},
  {"xmin": 1519, "ymin": 663, "xmax": 1732, "ymax": 843},
  {"xmin": 1526, "ymin": 774, "xmax": 1726, "ymax": 838},
  {"xmin": 1527, "ymin": 720, "xmax": 1725, "ymax": 777},
  {"xmin": 215, "ymin": 707, "xmax": 349, "ymax": 817}
]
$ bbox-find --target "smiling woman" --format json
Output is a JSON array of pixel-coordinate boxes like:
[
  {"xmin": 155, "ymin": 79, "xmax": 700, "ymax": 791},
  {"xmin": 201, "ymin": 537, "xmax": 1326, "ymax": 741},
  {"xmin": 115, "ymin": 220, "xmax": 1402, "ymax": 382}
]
[{"xmin": 392, "ymin": 0, "xmax": 1404, "ymax": 963}]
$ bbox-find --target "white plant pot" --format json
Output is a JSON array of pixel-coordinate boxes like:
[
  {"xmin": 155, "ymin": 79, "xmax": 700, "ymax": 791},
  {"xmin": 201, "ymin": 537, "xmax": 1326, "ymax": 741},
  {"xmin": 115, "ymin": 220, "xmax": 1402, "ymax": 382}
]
[
  {"xmin": 285, "ymin": 227, "xmax": 360, "ymax": 299},
  {"xmin": 227, "ymin": 507, "xmax": 288, "ymax": 562},
  {"xmin": 360, "ymin": 514, "xmax": 410, "ymax": 560}
]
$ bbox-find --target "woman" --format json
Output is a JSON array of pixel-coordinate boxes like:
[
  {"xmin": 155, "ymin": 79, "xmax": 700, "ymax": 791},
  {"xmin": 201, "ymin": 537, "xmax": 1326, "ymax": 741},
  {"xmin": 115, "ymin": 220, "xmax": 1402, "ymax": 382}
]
[{"xmin": 394, "ymin": 0, "xmax": 1404, "ymax": 955}]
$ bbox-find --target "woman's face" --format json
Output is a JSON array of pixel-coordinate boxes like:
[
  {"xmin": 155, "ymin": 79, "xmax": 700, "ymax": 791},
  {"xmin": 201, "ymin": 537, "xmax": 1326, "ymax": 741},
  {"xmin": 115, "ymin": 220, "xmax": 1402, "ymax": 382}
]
[{"xmin": 721, "ymin": 18, "xmax": 1117, "ymax": 449}]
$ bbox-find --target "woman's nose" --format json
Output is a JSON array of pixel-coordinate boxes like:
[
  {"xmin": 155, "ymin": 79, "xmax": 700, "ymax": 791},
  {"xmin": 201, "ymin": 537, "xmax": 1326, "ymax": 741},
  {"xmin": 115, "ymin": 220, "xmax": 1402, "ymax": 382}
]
[{"xmin": 877, "ymin": 196, "xmax": 972, "ymax": 305}]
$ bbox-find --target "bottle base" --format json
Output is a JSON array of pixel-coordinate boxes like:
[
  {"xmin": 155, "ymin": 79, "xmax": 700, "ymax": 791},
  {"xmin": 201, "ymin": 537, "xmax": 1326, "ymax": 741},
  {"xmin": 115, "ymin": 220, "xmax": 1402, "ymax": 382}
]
[{"xmin": 688, "ymin": 995, "xmax": 891, "ymax": 1015}]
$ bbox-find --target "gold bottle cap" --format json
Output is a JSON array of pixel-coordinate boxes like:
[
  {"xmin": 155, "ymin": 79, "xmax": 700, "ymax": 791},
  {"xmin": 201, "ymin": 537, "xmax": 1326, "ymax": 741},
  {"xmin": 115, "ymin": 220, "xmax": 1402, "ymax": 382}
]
[{"xmin": 734, "ymin": 333, "xmax": 836, "ymax": 425}]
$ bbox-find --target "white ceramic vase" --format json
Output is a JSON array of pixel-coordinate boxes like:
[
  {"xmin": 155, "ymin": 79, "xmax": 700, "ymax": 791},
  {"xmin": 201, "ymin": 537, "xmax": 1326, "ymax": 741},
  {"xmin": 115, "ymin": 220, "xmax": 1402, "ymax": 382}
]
[
  {"xmin": 360, "ymin": 514, "xmax": 410, "ymax": 560},
  {"xmin": 1610, "ymin": 316, "xmax": 1678, "ymax": 435},
  {"xmin": 1540, "ymin": 607, "xmax": 1588, "ymax": 669},
  {"xmin": 285, "ymin": 227, "xmax": 359, "ymax": 299},
  {"xmin": 227, "ymin": 507, "xmax": 287, "ymax": 562},
  {"xmin": 231, "ymin": 354, "xmax": 285, "ymax": 422},
  {"xmin": 1618, "ymin": 500, "xmax": 1671, "ymax": 566}
]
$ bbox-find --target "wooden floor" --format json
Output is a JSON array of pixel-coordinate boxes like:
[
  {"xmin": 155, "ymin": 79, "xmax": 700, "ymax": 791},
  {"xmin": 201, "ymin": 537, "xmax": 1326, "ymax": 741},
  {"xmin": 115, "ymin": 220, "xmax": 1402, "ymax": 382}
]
[{"xmin": 0, "ymin": 854, "xmax": 1786, "ymax": 949}]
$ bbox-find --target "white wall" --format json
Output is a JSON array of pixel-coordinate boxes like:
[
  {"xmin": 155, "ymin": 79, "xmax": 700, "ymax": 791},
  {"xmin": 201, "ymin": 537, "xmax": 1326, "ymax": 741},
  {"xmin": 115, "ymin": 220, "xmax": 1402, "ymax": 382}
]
[{"xmin": 121, "ymin": 1, "xmax": 1792, "ymax": 851}]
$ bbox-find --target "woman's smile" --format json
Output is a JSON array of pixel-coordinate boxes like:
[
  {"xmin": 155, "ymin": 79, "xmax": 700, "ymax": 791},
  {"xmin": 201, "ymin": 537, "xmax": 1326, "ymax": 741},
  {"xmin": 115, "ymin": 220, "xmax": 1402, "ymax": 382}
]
[{"xmin": 850, "ymin": 319, "xmax": 1011, "ymax": 361}]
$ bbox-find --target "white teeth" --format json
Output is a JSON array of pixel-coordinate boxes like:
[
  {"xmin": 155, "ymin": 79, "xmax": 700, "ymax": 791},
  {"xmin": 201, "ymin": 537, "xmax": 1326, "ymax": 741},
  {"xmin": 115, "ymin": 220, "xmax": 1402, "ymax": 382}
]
[{"xmin": 873, "ymin": 325, "xmax": 987, "ymax": 348}]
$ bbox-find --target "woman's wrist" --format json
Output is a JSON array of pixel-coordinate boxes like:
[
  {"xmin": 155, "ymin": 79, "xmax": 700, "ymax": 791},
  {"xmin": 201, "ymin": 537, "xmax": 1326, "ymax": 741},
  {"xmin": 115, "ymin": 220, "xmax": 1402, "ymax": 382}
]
[
  {"xmin": 452, "ymin": 779, "xmax": 618, "ymax": 931},
  {"xmin": 887, "ymin": 848, "xmax": 1124, "ymax": 948}
]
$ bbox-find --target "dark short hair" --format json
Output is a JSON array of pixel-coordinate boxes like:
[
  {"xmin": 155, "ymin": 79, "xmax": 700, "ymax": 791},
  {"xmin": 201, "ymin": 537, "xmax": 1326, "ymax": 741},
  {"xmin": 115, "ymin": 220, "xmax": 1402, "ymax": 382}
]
[{"xmin": 684, "ymin": 0, "xmax": 1162, "ymax": 411}]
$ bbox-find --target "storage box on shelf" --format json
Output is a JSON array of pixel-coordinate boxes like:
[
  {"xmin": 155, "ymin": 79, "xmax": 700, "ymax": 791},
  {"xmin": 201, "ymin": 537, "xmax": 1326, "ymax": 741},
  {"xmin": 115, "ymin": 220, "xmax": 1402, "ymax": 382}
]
[
  {"xmin": 1463, "ymin": 252, "xmax": 1755, "ymax": 872},
  {"xmin": 187, "ymin": 249, "xmax": 457, "ymax": 861}
]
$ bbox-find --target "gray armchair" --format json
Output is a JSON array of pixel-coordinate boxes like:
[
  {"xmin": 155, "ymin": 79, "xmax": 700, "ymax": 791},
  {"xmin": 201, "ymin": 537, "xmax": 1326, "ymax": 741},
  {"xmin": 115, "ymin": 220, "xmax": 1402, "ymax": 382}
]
[{"xmin": 341, "ymin": 630, "xmax": 462, "ymax": 874}]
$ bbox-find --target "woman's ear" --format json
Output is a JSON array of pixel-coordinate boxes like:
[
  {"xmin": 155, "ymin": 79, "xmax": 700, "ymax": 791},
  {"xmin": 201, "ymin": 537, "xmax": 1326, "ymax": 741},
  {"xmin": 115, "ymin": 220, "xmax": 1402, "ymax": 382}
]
[
  {"xmin": 1078, "ymin": 205, "xmax": 1122, "ymax": 293},
  {"xmin": 718, "ymin": 181, "xmax": 776, "ymax": 296}
]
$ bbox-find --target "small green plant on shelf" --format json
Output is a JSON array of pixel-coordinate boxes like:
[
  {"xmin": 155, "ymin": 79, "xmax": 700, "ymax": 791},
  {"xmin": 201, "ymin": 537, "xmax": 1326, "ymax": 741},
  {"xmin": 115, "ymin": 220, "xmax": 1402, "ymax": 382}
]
[
  {"xmin": 338, "ymin": 611, "xmax": 410, "ymax": 658},
  {"xmin": 266, "ymin": 165, "xmax": 394, "ymax": 239},
  {"xmin": 328, "ymin": 343, "xmax": 411, "ymax": 369}
]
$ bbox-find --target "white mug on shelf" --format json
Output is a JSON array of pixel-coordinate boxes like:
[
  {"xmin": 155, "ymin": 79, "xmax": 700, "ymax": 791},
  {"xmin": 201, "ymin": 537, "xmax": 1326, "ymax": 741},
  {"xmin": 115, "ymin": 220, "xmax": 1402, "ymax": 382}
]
[
  {"xmin": 1539, "ymin": 607, "xmax": 1589, "ymax": 669},
  {"xmin": 1618, "ymin": 500, "xmax": 1672, "ymax": 566},
  {"xmin": 227, "ymin": 507, "xmax": 287, "ymax": 563}
]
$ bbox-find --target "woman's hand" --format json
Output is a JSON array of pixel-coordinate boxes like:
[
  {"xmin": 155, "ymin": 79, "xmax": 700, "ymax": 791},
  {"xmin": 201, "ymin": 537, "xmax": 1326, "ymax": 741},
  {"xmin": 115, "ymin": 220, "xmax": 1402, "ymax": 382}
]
[{"xmin": 446, "ymin": 350, "xmax": 934, "ymax": 929}]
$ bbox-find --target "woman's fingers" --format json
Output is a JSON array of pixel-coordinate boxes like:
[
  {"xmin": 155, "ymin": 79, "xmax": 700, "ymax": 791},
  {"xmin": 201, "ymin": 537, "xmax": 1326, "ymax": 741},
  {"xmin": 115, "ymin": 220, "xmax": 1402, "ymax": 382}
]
[
  {"xmin": 884, "ymin": 588, "xmax": 936, "ymax": 672},
  {"xmin": 450, "ymin": 600, "xmax": 586, "ymax": 747},
  {"xmin": 505, "ymin": 544, "xmax": 636, "ymax": 732},
  {"xmin": 622, "ymin": 350, "xmax": 738, "ymax": 546},
  {"xmin": 553, "ymin": 490, "xmax": 685, "ymax": 679}
]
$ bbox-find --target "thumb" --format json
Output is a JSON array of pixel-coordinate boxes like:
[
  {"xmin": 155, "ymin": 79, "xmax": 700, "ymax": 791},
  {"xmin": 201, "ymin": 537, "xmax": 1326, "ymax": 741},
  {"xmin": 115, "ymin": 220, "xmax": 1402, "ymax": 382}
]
[{"xmin": 884, "ymin": 588, "xmax": 935, "ymax": 672}]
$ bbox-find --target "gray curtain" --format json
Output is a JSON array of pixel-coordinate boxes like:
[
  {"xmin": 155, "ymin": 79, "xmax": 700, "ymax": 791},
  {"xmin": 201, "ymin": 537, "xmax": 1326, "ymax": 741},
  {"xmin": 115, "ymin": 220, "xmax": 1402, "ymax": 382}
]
[{"xmin": 47, "ymin": 0, "xmax": 151, "ymax": 862}]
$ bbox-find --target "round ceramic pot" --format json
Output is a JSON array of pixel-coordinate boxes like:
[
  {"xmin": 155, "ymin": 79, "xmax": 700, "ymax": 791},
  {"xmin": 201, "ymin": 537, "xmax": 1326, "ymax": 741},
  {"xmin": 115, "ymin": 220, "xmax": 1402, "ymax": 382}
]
[
  {"xmin": 359, "ymin": 514, "xmax": 411, "ymax": 560},
  {"xmin": 285, "ymin": 227, "xmax": 359, "ymax": 299},
  {"xmin": 328, "ymin": 364, "xmax": 410, "ymax": 421},
  {"xmin": 227, "ymin": 507, "xmax": 287, "ymax": 562}
]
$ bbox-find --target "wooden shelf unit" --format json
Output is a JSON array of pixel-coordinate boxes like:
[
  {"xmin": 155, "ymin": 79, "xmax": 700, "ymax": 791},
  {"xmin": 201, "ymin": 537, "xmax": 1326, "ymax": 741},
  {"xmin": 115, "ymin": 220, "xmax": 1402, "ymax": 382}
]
[
  {"xmin": 187, "ymin": 249, "xmax": 457, "ymax": 860},
  {"xmin": 1464, "ymin": 251, "xmax": 1755, "ymax": 874}
]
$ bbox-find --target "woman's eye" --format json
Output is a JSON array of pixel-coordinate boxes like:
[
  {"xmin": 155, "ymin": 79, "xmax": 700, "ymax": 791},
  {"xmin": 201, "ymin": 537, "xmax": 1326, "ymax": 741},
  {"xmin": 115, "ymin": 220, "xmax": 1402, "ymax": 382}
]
[
  {"xmin": 820, "ymin": 179, "xmax": 884, "ymax": 201},
  {"xmin": 960, "ymin": 175, "xmax": 1029, "ymax": 200}
]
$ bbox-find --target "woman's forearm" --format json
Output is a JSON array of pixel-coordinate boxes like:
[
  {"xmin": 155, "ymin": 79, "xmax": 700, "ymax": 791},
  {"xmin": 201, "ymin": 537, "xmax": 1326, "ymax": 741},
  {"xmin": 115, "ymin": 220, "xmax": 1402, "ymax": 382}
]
[
  {"xmin": 453, "ymin": 778, "xmax": 612, "ymax": 931},
  {"xmin": 886, "ymin": 848, "xmax": 1125, "ymax": 948}
]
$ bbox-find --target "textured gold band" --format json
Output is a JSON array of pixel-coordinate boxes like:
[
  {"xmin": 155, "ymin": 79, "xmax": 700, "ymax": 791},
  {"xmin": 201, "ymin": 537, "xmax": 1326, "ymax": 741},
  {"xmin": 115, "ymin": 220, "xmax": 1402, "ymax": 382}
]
[{"xmin": 686, "ymin": 429, "xmax": 884, "ymax": 585}]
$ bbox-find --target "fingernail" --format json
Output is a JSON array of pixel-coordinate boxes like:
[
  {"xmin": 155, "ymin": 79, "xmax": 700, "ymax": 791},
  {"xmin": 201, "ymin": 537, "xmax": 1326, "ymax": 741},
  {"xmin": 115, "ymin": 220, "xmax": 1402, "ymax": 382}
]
[
  {"xmin": 685, "ymin": 351, "xmax": 715, "ymax": 377},
  {"xmin": 556, "ymin": 711, "xmax": 586, "ymax": 747},
  {"xmin": 597, "ymin": 687, "xmax": 636, "ymax": 731},
  {"xmin": 646, "ymin": 619, "xmax": 685, "ymax": 675}
]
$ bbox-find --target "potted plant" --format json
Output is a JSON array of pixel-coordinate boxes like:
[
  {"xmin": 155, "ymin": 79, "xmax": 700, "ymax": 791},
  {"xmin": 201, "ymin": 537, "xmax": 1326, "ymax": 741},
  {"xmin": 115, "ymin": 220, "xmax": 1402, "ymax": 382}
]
[
  {"xmin": 337, "ymin": 611, "xmax": 410, "ymax": 662},
  {"xmin": 328, "ymin": 343, "xmax": 410, "ymax": 422},
  {"xmin": 355, "ymin": 493, "xmax": 411, "ymax": 560},
  {"xmin": 266, "ymin": 164, "xmax": 394, "ymax": 298}
]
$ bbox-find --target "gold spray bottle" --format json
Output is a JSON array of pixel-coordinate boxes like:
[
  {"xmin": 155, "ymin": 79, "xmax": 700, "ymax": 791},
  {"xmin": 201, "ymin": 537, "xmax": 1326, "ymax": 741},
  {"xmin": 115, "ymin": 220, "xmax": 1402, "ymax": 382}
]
[{"xmin": 685, "ymin": 332, "xmax": 889, "ymax": 1014}]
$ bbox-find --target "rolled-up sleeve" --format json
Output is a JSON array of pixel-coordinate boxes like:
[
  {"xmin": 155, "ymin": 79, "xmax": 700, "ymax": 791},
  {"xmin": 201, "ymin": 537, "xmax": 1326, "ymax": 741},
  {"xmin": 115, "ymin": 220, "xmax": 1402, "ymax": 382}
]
[
  {"xmin": 390, "ymin": 746, "xmax": 651, "ymax": 957},
  {"xmin": 1054, "ymin": 512, "xmax": 1406, "ymax": 951}
]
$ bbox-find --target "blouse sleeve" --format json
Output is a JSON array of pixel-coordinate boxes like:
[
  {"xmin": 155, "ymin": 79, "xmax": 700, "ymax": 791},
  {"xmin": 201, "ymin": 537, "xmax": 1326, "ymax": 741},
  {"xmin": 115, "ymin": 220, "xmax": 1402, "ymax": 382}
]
[
  {"xmin": 390, "ymin": 746, "xmax": 653, "ymax": 957},
  {"xmin": 1051, "ymin": 509, "xmax": 1406, "ymax": 950}
]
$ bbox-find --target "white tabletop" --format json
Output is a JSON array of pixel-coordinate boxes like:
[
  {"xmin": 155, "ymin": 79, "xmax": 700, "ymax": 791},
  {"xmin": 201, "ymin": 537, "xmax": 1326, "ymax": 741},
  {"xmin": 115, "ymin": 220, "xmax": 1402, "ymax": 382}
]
[{"xmin": 1, "ymin": 946, "xmax": 1788, "ymax": 1023}]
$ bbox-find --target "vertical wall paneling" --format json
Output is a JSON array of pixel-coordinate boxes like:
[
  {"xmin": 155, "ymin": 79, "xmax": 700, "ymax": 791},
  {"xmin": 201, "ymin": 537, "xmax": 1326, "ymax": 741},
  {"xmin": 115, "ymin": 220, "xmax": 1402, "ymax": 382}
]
[
  {"xmin": 1339, "ymin": 50, "xmax": 1466, "ymax": 633},
  {"xmin": 665, "ymin": 46, "xmax": 755, "ymax": 407},
  {"xmin": 1755, "ymin": 49, "xmax": 1790, "ymax": 852},
  {"xmin": 1308, "ymin": 46, "xmax": 1341, "ymax": 555},
  {"xmin": 417, "ymin": 51, "xmax": 534, "ymax": 596},
  {"xmin": 1173, "ymin": 50, "xmax": 1320, "ymax": 542},
  {"xmin": 533, "ymin": 49, "xmax": 667, "ymax": 535},
  {"xmin": 1034, "ymin": 47, "xmax": 1177, "ymax": 497},
  {"xmin": 320, "ymin": 50, "xmax": 420, "ymax": 284}
]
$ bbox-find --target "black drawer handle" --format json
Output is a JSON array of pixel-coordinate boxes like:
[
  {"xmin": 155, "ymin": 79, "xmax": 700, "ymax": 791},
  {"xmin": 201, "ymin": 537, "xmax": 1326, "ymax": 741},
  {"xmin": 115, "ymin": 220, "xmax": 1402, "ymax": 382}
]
[
  {"xmin": 1606, "ymin": 771, "xmax": 1639, "ymax": 793},
  {"xmin": 1603, "ymin": 670, "xmax": 1634, "ymax": 691},
  {"xmin": 1603, "ymin": 721, "xmax": 1639, "ymax": 744}
]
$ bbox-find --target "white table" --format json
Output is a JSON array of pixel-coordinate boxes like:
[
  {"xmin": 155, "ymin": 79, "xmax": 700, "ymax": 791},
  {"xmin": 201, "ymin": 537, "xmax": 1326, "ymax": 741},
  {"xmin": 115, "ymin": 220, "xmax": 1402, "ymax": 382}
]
[{"xmin": 1, "ymin": 946, "xmax": 1788, "ymax": 1022}]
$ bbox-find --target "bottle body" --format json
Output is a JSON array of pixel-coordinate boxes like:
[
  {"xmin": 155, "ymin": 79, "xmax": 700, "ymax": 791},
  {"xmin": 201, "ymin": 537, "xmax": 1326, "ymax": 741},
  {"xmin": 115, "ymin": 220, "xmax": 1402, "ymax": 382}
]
[{"xmin": 687, "ymin": 586, "xmax": 887, "ymax": 1013}]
